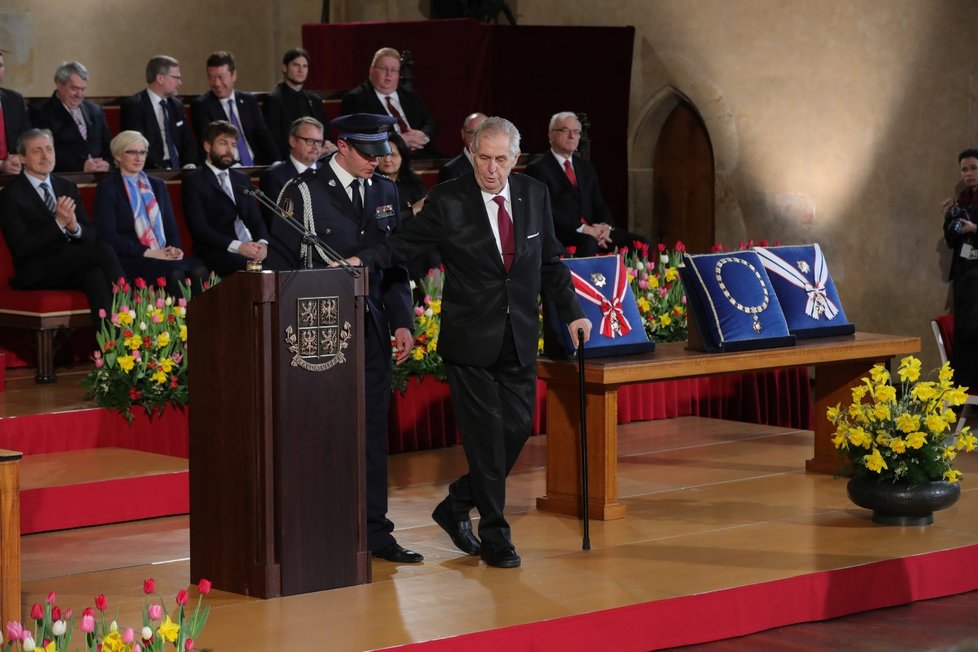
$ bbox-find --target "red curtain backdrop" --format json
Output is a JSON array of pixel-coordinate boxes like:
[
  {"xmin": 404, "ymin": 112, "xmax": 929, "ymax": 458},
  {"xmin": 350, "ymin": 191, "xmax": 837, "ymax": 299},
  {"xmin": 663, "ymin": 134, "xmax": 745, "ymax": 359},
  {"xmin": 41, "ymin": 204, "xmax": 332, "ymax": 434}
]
[{"xmin": 302, "ymin": 19, "xmax": 635, "ymax": 225}]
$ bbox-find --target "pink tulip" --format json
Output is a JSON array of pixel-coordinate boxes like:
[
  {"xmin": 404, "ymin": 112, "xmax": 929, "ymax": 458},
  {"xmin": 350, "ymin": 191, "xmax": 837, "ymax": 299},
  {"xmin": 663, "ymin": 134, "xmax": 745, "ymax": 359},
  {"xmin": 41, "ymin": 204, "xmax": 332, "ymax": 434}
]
[
  {"xmin": 6, "ymin": 621, "xmax": 23, "ymax": 642},
  {"xmin": 95, "ymin": 358, "xmax": 104, "ymax": 369},
  {"xmin": 98, "ymin": 308, "xmax": 107, "ymax": 319},
  {"xmin": 148, "ymin": 604, "xmax": 163, "ymax": 621},
  {"xmin": 155, "ymin": 298, "xmax": 165, "ymax": 309},
  {"xmin": 80, "ymin": 614, "xmax": 95, "ymax": 633},
  {"xmin": 184, "ymin": 638, "xmax": 194, "ymax": 651},
  {"xmin": 64, "ymin": 608, "xmax": 71, "ymax": 621},
  {"xmin": 46, "ymin": 592, "xmax": 56, "ymax": 605},
  {"xmin": 122, "ymin": 628, "xmax": 134, "ymax": 644},
  {"xmin": 143, "ymin": 578, "xmax": 156, "ymax": 595},
  {"xmin": 197, "ymin": 578, "xmax": 212, "ymax": 595},
  {"xmin": 178, "ymin": 298, "xmax": 187, "ymax": 308},
  {"xmin": 414, "ymin": 306, "xmax": 423, "ymax": 316}
]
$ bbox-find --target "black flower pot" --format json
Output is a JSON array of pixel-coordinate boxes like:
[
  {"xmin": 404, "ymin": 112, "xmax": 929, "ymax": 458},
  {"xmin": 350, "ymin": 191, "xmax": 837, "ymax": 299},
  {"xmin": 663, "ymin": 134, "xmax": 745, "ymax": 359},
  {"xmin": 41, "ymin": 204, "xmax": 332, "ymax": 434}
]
[{"xmin": 847, "ymin": 476, "xmax": 961, "ymax": 525}]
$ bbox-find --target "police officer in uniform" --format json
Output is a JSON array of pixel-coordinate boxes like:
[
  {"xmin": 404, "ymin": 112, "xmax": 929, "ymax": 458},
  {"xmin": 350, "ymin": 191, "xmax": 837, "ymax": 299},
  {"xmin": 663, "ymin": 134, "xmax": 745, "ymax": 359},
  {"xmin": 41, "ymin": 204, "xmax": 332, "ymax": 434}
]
[{"xmin": 266, "ymin": 113, "xmax": 420, "ymax": 563}]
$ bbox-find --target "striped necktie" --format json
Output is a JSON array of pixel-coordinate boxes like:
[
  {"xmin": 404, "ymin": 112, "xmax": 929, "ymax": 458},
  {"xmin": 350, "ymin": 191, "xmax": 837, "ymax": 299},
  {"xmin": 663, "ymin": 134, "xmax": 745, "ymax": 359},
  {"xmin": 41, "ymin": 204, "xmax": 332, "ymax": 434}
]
[{"xmin": 40, "ymin": 181, "xmax": 56, "ymax": 213}]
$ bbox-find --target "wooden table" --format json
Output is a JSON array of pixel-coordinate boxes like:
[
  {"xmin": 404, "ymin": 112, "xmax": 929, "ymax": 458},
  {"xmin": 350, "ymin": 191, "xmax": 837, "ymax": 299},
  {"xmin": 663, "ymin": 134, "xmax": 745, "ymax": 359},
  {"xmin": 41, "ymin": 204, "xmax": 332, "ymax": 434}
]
[
  {"xmin": 0, "ymin": 448, "xmax": 22, "ymax": 626},
  {"xmin": 536, "ymin": 332, "xmax": 920, "ymax": 520}
]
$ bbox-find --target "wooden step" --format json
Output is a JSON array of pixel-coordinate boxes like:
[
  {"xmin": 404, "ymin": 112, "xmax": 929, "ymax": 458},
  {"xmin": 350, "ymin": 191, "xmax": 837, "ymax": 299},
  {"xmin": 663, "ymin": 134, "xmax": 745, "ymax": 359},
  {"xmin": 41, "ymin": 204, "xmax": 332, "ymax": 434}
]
[{"xmin": 19, "ymin": 448, "xmax": 188, "ymax": 534}]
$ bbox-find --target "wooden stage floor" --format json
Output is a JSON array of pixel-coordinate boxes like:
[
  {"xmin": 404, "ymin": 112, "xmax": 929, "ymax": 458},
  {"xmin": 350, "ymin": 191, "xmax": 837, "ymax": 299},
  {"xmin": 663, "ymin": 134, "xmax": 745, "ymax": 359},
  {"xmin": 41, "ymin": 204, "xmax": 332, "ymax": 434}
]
[{"xmin": 17, "ymin": 413, "xmax": 978, "ymax": 651}]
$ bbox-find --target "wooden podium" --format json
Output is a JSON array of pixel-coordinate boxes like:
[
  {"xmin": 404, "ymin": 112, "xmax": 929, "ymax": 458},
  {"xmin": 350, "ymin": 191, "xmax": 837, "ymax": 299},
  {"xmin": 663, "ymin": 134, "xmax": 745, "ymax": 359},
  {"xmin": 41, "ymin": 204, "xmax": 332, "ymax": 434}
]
[{"xmin": 188, "ymin": 268, "xmax": 368, "ymax": 598}]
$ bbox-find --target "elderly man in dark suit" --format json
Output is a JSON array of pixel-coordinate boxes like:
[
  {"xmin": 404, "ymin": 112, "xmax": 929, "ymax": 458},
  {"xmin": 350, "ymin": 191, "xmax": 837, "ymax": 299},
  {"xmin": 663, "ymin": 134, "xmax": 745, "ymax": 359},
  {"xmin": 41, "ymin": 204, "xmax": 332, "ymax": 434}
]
[
  {"xmin": 258, "ymin": 117, "xmax": 325, "ymax": 229},
  {"xmin": 190, "ymin": 51, "xmax": 278, "ymax": 167},
  {"xmin": 0, "ymin": 51, "xmax": 30, "ymax": 175},
  {"xmin": 340, "ymin": 47, "xmax": 439, "ymax": 158},
  {"xmin": 0, "ymin": 129, "xmax": 122, "ymax": 321},
  {"xmin": 120, "ymin": 55, "xmax": 197, "ymax": 170},
  {"xmin": 30, "ymin": 61, "xmax": 111, "ymax": 173},
  {"xmin": 525, "ymin": 111, "xmax": 647, "ymax": 257},
  {"xmin": 437, "ymin": 112, "xmax": 485, "ymax": 184},
  {"xmin": 349, "ymin": 117, "xmax": 591, "ymax": 568},
  {"xmin": 262, "ymin": 48, "xmax": 333, "ymax": 161},
  {"xmin": 181, "ymin": 121, "xmax": 269, "ymax": 276},
  {"xmin": 266, "ymin": 113, "xmax": 419, "ymax": 565}
]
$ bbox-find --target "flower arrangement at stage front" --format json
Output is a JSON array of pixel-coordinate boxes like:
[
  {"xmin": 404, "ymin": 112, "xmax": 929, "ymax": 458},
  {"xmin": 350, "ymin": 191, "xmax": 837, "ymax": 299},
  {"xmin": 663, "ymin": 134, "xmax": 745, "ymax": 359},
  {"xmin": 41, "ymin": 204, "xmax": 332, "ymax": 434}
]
[
  {"xmin": 828, "ymin": 355, "xmax": 977, "ymax": 485},
  {"xmin": 81, "ymin": 275, "xmax": 215, "ymax": 423},
  {"xmin": 392, "ymin": 266, "xmax": 447, "ymax": 392},
  {"xmin": 621, "ymin": 241, "xmax": 688, "ymax": 343},
  {"xmin": 3, "ymin": 578, "xmax": 211, "ymax": 652}
]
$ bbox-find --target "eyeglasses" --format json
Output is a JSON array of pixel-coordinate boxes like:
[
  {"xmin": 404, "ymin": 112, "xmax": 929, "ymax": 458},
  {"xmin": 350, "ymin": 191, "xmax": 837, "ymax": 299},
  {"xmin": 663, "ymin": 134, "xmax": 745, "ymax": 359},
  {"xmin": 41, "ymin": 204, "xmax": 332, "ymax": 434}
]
[
  {"xmin": 552, "ymin": 127, "xmax": 582, "ymax": 137},
  {"xmin": 372, "ymin": 65, "xmax": 401, "ymax": 75},
  {"xmin": 294, "ymin": 136, "xmax": 324, "ymax": 147},
  {"xmin": 165, "ymin": 74, "xmax": 182, "ymax": 81},
  {"xmin": 123, "ymin": 150, "xmax": 148, "ymax": 157}
]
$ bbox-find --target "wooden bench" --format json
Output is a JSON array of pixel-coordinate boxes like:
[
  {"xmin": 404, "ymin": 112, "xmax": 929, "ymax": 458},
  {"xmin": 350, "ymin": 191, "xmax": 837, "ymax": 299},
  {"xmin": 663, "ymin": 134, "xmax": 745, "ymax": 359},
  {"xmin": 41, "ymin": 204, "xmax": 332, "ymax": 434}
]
[
  {"xmin": 0, "ymin": 448, "xmax": 22, "ymax": 627},
  {"xmin": 536, "ymin": 332, "xmax": 921, "ymax": 520}
]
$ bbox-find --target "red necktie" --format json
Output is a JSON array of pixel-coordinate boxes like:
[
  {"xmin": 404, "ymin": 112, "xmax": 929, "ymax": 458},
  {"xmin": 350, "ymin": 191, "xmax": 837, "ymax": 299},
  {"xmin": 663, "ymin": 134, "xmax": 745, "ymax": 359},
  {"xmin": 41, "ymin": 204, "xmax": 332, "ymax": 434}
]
[
  {"xmin": 563, "ymin": 159, "xmax": 578, "ymax": 187},
  {"xmin": 385, "ymin": 96, "xmax": 409, "ymax": 133},
  {"xmin": 492, "ymin": 195, "xmax": 515, "ymax": 271}
]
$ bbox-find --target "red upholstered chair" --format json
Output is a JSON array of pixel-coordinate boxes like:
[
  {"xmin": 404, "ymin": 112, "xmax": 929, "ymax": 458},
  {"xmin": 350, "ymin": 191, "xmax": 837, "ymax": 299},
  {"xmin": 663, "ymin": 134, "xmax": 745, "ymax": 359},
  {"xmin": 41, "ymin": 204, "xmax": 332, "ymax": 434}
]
[
  {"xmin": 932, "ymin": 314, "xmax": 978, "ymax": 430},
  {"xmin": 0, "ymin": 228, "xmax": 91, "ymax": 383}
]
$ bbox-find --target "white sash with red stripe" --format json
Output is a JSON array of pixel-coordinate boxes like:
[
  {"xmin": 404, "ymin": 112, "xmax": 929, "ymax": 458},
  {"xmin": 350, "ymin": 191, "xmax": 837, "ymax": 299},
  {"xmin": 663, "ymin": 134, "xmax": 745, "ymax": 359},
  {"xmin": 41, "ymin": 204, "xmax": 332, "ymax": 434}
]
[{"xmin": 754, "ymin": 244, "xmax": 839, "ymax": 320}]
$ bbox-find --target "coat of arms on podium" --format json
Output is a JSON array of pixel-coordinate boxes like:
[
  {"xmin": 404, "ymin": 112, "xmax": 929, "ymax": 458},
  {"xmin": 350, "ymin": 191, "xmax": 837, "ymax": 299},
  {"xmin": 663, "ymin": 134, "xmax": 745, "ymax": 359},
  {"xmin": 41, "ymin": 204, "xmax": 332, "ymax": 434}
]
[{"xmin": 284, "ymin": 295, "xmax": 352, "ymax": 371}]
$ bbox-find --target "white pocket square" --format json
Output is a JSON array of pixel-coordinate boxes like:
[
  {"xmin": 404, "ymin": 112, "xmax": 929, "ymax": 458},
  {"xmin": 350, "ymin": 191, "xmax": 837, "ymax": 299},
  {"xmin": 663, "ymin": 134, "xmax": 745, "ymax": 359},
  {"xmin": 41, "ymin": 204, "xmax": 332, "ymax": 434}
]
[{"xmin": 527, "ymin": 232, "xmax": 540, "ymax": 239}]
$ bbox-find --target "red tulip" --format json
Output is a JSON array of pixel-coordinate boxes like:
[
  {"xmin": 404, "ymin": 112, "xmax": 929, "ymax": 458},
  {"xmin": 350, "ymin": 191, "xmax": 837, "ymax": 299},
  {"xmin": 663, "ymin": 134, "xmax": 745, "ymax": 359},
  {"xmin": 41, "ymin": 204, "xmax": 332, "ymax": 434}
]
[
  {"xmin": 46, "ymin": 592, "xmax": 56, "ymax": 604},
  {"xmin": 95, "ymin": 594, "xmax": 108, "ymax": 611},
  {"xmin": 30, "ymin": 603, "xmax": 42, "ymax": 620},
  {"xmin": 51, "ymin": 606, "xmax": 61, "ymax": 621},
  {"xmin": 83, "ymin": 607, "xmax": 93, "ymax": 617},
  {"xmin": 184, "ymin": 638, "xmax": 194, "ymax": 651},
  {"xmin": 156, "ymin": 277, "xmax": 167, "ymax": 288},
  {"xmin": 129, "ymin": 388, "xmax": 143, "ymax": 401},
  {"xmin": 197, "ymin": 578, "xmax": 212, "ymax": 595},
  {"xmin": 176, "ymin": 589, "xmax": 188, "ymax": 606},
  {"xmin": 135, "ymin": 278, "xmax": 147, "ymax": 289},
  {"xmin": 143, "ymin": 578, "xmax": 155, "ymax": 595},
  {"xmin": 64, "ymin": 608, "xmax": 72, "ymax": 621}
]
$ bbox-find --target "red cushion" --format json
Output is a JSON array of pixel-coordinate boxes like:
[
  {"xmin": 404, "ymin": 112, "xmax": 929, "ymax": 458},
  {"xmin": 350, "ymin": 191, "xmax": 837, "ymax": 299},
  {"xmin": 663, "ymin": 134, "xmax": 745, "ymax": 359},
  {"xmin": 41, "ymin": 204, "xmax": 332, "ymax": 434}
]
[
  {"xmin": 936, "ymin": 314, "xmax": 954, "ymax": 358},
  {"xmin": 0, "ymin": 289, "xmax": 90, "ymax": 314}
]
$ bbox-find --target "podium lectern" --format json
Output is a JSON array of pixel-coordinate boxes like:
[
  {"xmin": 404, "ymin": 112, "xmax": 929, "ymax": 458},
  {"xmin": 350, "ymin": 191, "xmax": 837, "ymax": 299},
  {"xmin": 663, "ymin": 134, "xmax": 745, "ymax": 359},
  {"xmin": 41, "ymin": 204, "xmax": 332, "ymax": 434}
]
[{"xmin": 188, "ymin": 269, "xmax": 368, "ymax": 598}]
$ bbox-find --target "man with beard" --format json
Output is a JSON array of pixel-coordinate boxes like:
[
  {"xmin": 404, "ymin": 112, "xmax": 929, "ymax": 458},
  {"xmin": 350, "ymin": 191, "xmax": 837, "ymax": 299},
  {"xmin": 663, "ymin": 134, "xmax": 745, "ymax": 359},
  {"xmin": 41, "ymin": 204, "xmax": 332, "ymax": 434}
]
[
  {"xmin": 262, "ymin": 48, "xmax": 333, "ymax": 161},
  {"xmin": 182, "ymin": 120, "xmax": 268, "ymax": 276}
]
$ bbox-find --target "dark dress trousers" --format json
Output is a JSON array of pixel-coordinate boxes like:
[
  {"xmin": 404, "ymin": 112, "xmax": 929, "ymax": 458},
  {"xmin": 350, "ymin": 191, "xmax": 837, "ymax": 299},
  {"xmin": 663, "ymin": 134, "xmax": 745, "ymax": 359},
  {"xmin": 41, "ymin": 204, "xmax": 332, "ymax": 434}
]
[
  {"xmin": 0, "ymin": 87, "xmax": 30, "ymax": 156},
  {"xmin": 30, "ymin": 95, "xmax": 112, "ymax": 172},
  {"xmin": 525, "ymin": 151, "xmax": 645, "ymax": 256},
  {"xmin": 266, "ymin": 159, "xmax": 413, "ymax": 552},
  {"xmin": 190, "ymin": 91, "xmax": 279, "ymax": 166},
  {"xmin": 120, "ymin": 90, "xmax": 197, "ymax": 170},
  {"xmin": 181, "ymin": 166, "xmax": 269, "ymax": 276},
  {"xmin": 340, "ymin": 81, "xmax": 440, "ymax": 157},
  {"xmin": 357, "ymin": 173, "xmax": 584, "ymax": 548},
  {"xmin": 944, "ymin": 188, "xmax": 978, "ymax": 387},
  {"xmin": 437, "ymin": 152, "xmax": 472, "ymax": 184},
  {"xmin": 262, "ymin": 82, "xmax": 328, "ymax": 160},
  {"xmin": 258, "ymin": 158, "xmax": 302, "ymax": 230},
  {"xmin": 0, "ymin": 172, "xmax": 123, "ymax": 320},
  {"xmin": 94, "ymin": 171, "xmax": 207, "ymax": 287}
]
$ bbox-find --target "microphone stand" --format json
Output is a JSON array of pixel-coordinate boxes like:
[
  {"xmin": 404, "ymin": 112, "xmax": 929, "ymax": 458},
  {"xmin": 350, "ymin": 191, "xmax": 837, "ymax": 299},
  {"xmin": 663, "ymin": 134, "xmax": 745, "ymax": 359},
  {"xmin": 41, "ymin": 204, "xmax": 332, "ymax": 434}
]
[{"xmin": 240, "ymin": 185, "xmax": 360, "ymax": 277}]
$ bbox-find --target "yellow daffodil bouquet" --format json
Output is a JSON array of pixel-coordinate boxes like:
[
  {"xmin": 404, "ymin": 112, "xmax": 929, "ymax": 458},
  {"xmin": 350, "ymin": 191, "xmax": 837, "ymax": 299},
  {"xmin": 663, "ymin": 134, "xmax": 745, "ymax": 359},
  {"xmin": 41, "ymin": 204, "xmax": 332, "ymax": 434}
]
[
  {"xmin": 828, "ymin": 355, "xmax": 977, "ymax": 485},
  {"xmin": 392, "ymin": 266, "xmax": 447, "ymax": 392}
]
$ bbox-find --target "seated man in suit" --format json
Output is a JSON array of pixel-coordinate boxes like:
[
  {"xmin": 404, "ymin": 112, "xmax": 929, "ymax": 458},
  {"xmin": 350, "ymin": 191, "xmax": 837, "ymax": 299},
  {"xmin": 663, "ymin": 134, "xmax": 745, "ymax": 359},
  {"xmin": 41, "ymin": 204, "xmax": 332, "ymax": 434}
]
[
  {"xmin": 437, "ymin": 112, "xmax": 485, "ymax": 184},
  {"xmin": 0, "ymin": 51, "xmax": 30, "ymax": 175},
  {"xmin": 525, "ymin": 111, "xmax": 647, "ymax": 257},
  {"xmin": 340, "ymin": 47, "xmax": 439, "ymax": 158},
  {"xmin": 262, "ymin": 48, "xmax": 334, "ymax": 161},
  {"xmin": 120, "ymin": 55, "xmax": 197, "ymax": 170},
  {"xmin": 258, "ymin": 116, "xmax": 324, "ymax": 229},
  {"xmin": 190, "ymin": 51, "xmax": 278, "ymax": 166},
  {"xmin": 30, "ymin": 61, "xmax": 111, "ymax": 173},
  {"xmin": 0, "ymin": 128, "xmax": 123, "ymax": 322},
  {"xmin": 182, "ymin": 121, "xmax": 269, "ymax": 276}
]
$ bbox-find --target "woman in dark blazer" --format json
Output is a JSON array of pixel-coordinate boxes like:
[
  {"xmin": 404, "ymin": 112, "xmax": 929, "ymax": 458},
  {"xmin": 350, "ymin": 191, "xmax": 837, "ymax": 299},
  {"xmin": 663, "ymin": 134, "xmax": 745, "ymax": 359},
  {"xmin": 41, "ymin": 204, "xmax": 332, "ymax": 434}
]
[{"xmin": 94, "ymin": 130, "xmax": 208, "ymax": 293}]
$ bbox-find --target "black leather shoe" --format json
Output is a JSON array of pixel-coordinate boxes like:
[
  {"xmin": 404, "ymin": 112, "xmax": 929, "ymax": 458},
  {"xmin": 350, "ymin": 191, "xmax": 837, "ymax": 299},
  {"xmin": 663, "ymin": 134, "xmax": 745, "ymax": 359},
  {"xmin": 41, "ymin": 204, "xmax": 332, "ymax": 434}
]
[
  {"xmin": 372, "ymin": 543, "xmax": 424, "ymax": 563},
  {"xmin": 432, "ymin": 499, "xmax": 481, "ymax": 555},
  {"xmin": 480, "ymin": 543, "xmax": 521, "ymax": 568}
]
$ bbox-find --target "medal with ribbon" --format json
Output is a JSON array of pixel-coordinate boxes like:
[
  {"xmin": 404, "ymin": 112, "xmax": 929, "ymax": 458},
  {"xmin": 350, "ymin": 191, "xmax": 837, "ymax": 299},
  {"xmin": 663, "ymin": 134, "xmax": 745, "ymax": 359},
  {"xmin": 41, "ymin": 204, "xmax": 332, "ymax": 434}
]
[
  {"xmin": 754, "ymin": 244, "xmax": 839, "ymax": 320},
  {"xmin": 569, "ymin": 256, "xmax": 632, "ymax": 338}
]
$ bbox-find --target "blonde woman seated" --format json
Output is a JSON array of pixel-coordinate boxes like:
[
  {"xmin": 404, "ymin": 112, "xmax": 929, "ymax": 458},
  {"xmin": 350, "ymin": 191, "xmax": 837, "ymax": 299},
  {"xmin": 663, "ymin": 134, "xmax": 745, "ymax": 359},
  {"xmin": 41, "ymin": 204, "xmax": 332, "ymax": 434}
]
[{"xmin": 94, "ymin": 130, "xmax": 208, "ymax": 293}]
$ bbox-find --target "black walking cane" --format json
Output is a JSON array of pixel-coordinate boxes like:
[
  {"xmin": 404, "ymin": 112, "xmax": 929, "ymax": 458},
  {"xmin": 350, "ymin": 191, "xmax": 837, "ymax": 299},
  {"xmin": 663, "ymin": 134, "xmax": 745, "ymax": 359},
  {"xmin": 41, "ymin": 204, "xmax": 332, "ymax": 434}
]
[{"xmin": 577, "ymin": 328, "xmax": 591, "ymax": 551}]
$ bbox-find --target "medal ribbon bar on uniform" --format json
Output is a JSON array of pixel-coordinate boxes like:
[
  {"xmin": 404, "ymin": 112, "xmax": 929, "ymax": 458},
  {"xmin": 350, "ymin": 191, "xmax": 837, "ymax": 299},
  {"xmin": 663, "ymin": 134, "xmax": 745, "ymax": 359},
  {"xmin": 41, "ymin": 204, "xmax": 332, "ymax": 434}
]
[
  {"xmin": 569, "ymin": 256, "xmax": 632, "ymax": 338},
  {"xmin": 754, "ymin": 244, "xmax": 839, "ymax": 321}
]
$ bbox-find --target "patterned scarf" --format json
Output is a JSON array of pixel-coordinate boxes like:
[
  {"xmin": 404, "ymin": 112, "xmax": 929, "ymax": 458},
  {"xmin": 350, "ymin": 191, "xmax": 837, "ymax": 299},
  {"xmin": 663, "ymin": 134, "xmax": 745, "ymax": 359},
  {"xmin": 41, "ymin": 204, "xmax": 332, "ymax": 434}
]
[{"xmin": 125, "ymin": 172, "xmax": 166, "ymax": 250}]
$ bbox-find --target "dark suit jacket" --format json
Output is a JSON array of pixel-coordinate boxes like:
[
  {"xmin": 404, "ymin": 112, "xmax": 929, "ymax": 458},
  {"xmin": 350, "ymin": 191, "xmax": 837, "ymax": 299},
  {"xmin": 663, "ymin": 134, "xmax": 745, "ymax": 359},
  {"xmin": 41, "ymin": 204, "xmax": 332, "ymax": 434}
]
[
  {"xmin": 93, "ymin": 171, "xmax": 185, "ymax": 258},
  {"xmin": 190, "ymin": 91, "xmax": 278, "ymax": 165},
  {"xmin": 181, "ymin": 166, "xmax": 269, "ymax": 275},
  {"xmin": 262, "ymin": 82, "xmax": 328, "ymax": 160},
  {"xmin": 266, "ymin": 157, "xmax": 413, "ymax": 345},
  {"xmin": 525, "ymin": 151, "xmax": 613, "ymax": 246},
  {"xmin": 0, "ymin": 87, "xmax": 30, "ymax": 157},
  {"xmin": 119, "ymin": 90, "xmax": 197, "ymax": 170},
  {"xmin": 438, "ymin": 152, "xmax": 472, "ymax": 184},
  {"xmin": 30, "ymin": 95, "xmax": 112, "ymax": 172},
  {"xmin": 358, "ymin": 173, "xmax": 583, "ymax": 367},
  {"xmin": 0, "ymin": 172, "xmax": 96, "ymax": 287},
  {"xmin": 258, "ymin": 158, "xmax": 302, "ymax": 228},
  {"xmin": 340, "ymin": 81, "xmax": 438, "ymax": 154}
]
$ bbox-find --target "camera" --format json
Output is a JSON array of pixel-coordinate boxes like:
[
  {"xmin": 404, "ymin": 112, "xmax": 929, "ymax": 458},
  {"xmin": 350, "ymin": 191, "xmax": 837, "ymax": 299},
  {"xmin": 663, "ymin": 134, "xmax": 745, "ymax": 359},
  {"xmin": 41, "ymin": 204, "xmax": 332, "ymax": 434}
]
[{"xmin": 949, "ymin": 205, "xmax": 968, "ymax": 234}]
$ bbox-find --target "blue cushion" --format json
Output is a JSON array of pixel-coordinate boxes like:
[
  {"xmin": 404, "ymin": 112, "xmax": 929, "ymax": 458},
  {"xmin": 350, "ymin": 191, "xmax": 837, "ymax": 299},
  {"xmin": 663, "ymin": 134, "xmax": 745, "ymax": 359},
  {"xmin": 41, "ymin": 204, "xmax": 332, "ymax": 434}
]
[
  {"xmin": 679, "ymin": 251, "xmax": 795, "ymax": 352},
  {"xmin": 753, "ymin": 244, "xmax": 855, "ymax": 339},
  {"xmin": 542, "ymin": 255, "xmax": 654, "ymax": 359}
]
